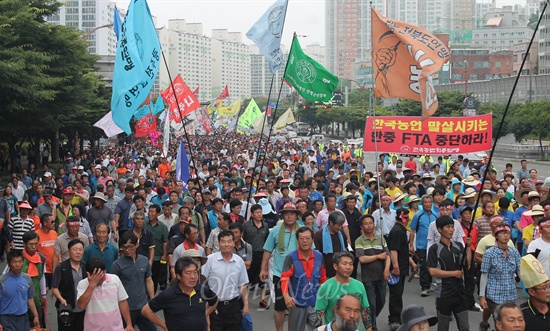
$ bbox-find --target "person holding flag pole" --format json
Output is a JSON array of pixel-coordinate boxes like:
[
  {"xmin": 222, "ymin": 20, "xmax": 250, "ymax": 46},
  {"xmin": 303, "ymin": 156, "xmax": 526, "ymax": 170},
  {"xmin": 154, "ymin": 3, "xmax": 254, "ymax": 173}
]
[{"xmin": 244, "ymin": 0, "xmax": 290, "ymax": 221}]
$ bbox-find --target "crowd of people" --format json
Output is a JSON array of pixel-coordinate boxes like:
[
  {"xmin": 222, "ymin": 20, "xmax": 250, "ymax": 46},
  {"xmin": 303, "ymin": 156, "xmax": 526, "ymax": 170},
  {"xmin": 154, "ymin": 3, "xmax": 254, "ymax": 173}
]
[{"xmin": 0, "ymin": 131, "xmax": 548, "ymax": 331}]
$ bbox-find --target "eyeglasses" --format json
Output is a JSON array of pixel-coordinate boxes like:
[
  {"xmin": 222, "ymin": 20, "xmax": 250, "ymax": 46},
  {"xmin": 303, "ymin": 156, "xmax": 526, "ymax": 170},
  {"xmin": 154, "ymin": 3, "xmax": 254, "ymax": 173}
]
[
  {"xmin": 534, "ymin": 286, "xmax": 550, "ymax": 291},
  {"xmin": 122, "ymin": 244, "xmax": 135, "ymax": 250}
]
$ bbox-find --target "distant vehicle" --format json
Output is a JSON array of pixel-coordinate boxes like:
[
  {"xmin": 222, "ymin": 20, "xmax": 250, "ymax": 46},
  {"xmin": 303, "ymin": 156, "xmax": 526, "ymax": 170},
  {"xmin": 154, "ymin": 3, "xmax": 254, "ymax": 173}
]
[
  {"xmin": 461, "ymin": 151, "xmax": 489, "ymax": 170},
  {"xmin": 287, "ymin": 131, "xmax": 297, "ymax": 138},
  {"xmin": 270, "ymin": 136, "xmax": 287, "ymax": 143},
  {"xmin": 346, "ymin": 138, "xmax": 363, "ymax": 146},
  {"xmin": 295, "ymin": 122, "xmax": 310, "ymax": 136},
  {"xmin": 329, "ymin": 139, "xmax": 343, "ymax": 145},
  {"xmin": 310, "ymin": 134, "xmax": 325, "ymax": 143}
]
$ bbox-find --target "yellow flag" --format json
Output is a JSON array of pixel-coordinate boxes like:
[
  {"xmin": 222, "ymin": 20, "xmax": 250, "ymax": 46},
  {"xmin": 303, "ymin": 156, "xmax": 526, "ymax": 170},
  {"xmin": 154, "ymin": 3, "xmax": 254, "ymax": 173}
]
[
  {"xmin": 273, "ymin": 108, "xmax": 295, "ymax": 130},
  {"xmin": 218, "ymin": 99, "xmax": 241, "ymax": 118},
  {"xmin": 207, "ymin": 99, "xmax": 222, "ymax": 115}
]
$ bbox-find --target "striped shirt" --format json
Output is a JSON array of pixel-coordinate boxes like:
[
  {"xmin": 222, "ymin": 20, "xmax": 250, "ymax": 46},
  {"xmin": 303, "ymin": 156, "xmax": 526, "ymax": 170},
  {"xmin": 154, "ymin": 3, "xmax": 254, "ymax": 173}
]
[
  {"xmin": 8, "ymin": 216, "xmax": 35, "ymax": 250},
  {"xmin": 77, "ymin": 273, "xmax": 128, "ymax": 331}
]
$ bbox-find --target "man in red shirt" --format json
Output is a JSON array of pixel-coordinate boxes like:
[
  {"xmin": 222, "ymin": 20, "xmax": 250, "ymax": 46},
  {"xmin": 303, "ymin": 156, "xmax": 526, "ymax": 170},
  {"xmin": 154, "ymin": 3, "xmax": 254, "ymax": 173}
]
[
  {"xmin": 405, "ymin": 155, "xmax": 417, "ymax": 173},
  {"xmin": 281, "ymin": 226, "xmax": 327, "ymax": 331}
]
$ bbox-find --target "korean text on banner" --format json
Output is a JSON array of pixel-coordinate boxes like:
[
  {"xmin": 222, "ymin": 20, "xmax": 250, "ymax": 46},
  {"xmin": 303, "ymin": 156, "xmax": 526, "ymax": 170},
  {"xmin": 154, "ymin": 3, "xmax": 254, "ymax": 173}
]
[
  {"xmin": 371, "ymin": 8, "xmax": 450, "ymax": 120},
  {"xmin": 111, "ymin": 0, "xmax": 160, "ymax": 134},
  {"xmin": 363, "ymin": 114, "xmax": 492, "ymax": 154},
  {"xmin": 161, "ymin": 74, "xmax": 200, "ymax": 122}
]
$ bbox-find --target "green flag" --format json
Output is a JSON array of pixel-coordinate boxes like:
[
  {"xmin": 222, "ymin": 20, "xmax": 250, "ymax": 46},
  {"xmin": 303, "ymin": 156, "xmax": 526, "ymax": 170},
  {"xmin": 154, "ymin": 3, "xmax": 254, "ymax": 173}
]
[
  {"xmin": 238, "ymin": 98, "xmax": 263, "ymax": 128},
  {"xmin": 284, "ymin": 36, "xmax": 339, "ymax": 102}
]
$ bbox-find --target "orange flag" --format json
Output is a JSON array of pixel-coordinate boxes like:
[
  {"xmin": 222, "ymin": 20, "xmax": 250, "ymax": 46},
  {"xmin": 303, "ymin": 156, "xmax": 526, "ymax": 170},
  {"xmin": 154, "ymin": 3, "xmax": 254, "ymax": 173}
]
[{"xmin": 371, "ymin": 8, "xmax": 450, "ymax": 120}]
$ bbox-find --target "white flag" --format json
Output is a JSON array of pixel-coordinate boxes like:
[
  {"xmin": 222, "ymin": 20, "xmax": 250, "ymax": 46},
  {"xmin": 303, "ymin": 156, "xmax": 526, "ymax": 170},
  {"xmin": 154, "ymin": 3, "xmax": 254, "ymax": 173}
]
[{"xmin": 94, "ymin": 112, "xmax": 124, "ymax": 138}]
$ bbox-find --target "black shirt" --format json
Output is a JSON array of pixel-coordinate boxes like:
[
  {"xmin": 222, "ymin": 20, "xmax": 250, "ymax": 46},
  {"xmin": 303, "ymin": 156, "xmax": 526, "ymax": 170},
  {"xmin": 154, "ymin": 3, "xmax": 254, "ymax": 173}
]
[
  {"xmin": 149, "ymin": 284, "xmax": 217, "ymax": 331},
  {"xmin": 387, "ymin": 222, "xmax": 409, "ymax": 276},
  {"xmin": 341, "ymin": 207, "xmax": 362, "ymax": 248},
  {"xmin": 314, "ymin": 229, "xmax": 348, "ymax": 278},
  {"xmin": 520, "ymin": 300, "xmax": 550, "ymax": 329},
  {"xmin": 132, "ymin": 228, "xmax": 155, "ymax": 259},
  {"xmin": 427, "ymin": 240, "xmax": 464, "ymax": 299}
]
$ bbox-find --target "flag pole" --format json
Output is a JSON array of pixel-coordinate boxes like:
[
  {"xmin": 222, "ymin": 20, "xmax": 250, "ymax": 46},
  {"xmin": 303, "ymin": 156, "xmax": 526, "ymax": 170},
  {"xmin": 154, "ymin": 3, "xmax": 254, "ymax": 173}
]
[
  {"xmin": 161, "ymin": 51, "xmax": 200, "ymax": 185},
  {"xmin": 370, "ymin": 4, "xmax": 385, "ymax": 238},
  {"xmin": 244, "ymin": 0, "xmax": 291, "ymax": 218},
  {"xmin": 245, "ymin": 33, "xmax": 297, "ymax": 220},
  {"xmin": 463, "ymin": 0, "xmax": 548, "ymax": 265}
]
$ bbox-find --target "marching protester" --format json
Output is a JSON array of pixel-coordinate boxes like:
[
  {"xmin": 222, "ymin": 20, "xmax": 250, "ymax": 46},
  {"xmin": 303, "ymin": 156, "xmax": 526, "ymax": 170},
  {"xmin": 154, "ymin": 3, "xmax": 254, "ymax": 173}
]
[
  {"xmin": 52, "ymin": 239, "xmax": 87, "ymax": 331},
  {"xmin": 519, "ymin": 254, "xmax": 550, "ymax": 328},
  {"xmin": 355, "ymin": 214, "xmax": 390, "ymax": 331},
  {"xmin": 0, "ymin": 250, "xmax": 40, "ymax": 330},
  {"xmin": 201, "ymin": 230, "xmax": 249, "ymax": 331},
  {"xmin": 281, "ymin": 226, "xmax": 326, "ymax": 331},
  {"xmin": 111, "ymin": 232, "xmax": 156, "ymax": 331},
  {"xmin": 141, "ymin": 257, "xmax": 218, "ymax": 331}
]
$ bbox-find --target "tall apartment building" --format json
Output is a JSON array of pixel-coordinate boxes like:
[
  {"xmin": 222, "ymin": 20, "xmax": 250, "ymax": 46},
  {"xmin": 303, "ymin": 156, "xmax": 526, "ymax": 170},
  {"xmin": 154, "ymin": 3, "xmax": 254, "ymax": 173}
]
[
  {"xmin": 211, "ymin": 30, "xmax": 251, "ymax": 101},
  {"xmin": 249, "ymin": 45, "xmax": 291, "ymax": 99},
  {"xmin": 158, "ymin": 20, "xmax": 212, "ymax": 102},
  {"xmin": 539, "ymin": 1, "xmax": 550, "ymax": 74},
  {"xmin": 47, "ymin": 0, "xmax": 119, "ymax": 55}
]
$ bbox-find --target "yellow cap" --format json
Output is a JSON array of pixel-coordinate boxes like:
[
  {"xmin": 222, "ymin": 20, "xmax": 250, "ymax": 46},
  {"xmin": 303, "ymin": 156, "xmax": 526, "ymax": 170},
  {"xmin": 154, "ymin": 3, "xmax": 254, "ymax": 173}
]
[{"xmin": 520, "ymin": 254, "xmax": 549, "ymax": 289}]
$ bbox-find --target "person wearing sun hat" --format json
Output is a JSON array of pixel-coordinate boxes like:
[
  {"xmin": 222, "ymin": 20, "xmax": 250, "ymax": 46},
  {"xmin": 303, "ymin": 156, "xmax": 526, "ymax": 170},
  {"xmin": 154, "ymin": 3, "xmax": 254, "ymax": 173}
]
[
  {"xmin": 396, "ymin": 304, "xmax": 438, "ymax": 331},
  {"xmin": 260, "ymin": 202, "xmax": 302, "ymax": 331},
  {"xmin": 519, "ymin": 253, "xmax": 550, "ymax": 328},
  {"xmin": 527, "ymin": 216, "xmax": 550, "ymax": 278},
  {"xmin": 522, "ymin": 205, "xmax": 546, "ymax": 250},
  {"xmin": 8, "ymin": 200, "xmax": 36, "ymax": 251},
  {"xmin": 519, "ymin": 191, "xmax": 543, "ymax": 230},
  {"xmin": 479, "ymin": 224, "xmax": 521, "ymax": 331}
]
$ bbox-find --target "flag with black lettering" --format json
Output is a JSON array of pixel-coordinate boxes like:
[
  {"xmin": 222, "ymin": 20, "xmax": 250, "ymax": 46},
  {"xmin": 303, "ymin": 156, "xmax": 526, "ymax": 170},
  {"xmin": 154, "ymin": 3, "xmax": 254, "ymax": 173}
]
[{"xmin": 371, "ymin": 8, "xmax": 450, "ymax": 120}]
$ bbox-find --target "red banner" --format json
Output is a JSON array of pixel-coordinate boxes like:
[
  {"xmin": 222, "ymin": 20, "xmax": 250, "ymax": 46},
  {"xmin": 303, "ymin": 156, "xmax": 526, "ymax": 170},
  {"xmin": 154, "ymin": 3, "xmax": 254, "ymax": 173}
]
[
  {"xmin": 161, "ymin": 75, "xmax": 200, "ymax": 122},
  {"xmin": 363, "ymin": 114, "xmax": 492, "ymax": 154},
  {"xmin": 135, "ymin": 114, "xmax": 158, "ymax": 138}
]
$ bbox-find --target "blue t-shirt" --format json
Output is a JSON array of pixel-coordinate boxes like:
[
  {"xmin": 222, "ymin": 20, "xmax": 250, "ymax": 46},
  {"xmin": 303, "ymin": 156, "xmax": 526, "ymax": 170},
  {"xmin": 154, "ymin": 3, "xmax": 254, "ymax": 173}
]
[{"xmin": 410, "ymin": 211, "xmax": 437, "ymax": 250}]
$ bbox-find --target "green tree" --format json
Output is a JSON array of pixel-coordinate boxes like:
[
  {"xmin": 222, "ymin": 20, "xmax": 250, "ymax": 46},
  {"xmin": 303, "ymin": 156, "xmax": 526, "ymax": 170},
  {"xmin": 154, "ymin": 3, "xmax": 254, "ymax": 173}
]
[{"xmin": 0, "ymin": 0, "xmax": 109, "ymax": 169}]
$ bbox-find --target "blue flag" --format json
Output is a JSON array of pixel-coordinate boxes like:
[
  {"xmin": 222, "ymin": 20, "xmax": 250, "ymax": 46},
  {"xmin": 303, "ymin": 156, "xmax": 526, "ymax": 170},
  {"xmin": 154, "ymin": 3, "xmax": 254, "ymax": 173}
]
[
  {"xmin": 246, "ymin": 0, "xmax": 288, "ymax": 74},
  {"xmin": 153, "ymin": 96, "xmax": 165, "ymax": 115},
  {"xmin": 113, "ymin": 6, "xmax": 122, "ymax": 40},
  {"xmin": 133, "ymin": 104, "xmax": 150, "ymax": 121},
  {"xmin": 111, "ymin": 0, "xmax": 161, "ymax": 134},
  {"xmin": 175, "ymin": 140, "xmax": 190, "ymax": 192}
]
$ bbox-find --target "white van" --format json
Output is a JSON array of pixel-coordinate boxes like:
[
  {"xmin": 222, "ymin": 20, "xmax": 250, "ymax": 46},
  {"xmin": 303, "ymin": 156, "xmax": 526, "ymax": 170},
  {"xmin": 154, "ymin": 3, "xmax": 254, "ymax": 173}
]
[{"xmin": 310, "ymin": 134, "xmax": 325, "ymax": 143}]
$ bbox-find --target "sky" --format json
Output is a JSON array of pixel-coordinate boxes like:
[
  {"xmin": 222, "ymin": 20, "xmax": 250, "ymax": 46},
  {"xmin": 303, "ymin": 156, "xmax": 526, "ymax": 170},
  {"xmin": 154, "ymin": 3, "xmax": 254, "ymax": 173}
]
[{"xmin": 115, "ymin": 0, "xmax": 527, "ymax": 47}]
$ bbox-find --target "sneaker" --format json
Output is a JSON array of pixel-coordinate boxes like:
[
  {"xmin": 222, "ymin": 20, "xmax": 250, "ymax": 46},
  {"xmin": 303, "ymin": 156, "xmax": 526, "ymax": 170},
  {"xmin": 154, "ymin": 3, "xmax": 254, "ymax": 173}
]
[
  {"xmin": 259, "ymin": 300, "xmax": 268, "ymax": 308},
  {"xmin": 469, "ymin": 305, "xmax": 481, "ymax": 312},
  {"xmin": 479, "ymin": 321, "xmax": 490, "ymax": 331},
  {"xmin": 389, "ymin": 322, "xmax": 400, "ymax": 331},
  {"xmin": 420, "ymin": 289, "xmax": 432, "ymax": 297}
]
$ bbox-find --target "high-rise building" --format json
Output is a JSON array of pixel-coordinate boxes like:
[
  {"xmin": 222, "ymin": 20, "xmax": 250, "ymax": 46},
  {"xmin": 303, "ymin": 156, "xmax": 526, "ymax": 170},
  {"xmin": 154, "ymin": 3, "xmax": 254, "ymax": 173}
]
[
  {"xmin": 538, "ymin": 1, "xmax": 550, "ymax": 74},
  {"xmin": 211, "ymin": 30, "xmax": 251, "ymax": 100},
  {"xmin": 47, "ymin": 0, "xmax": 119, "ymax": 55},
  {"xmin": 249, "ymin": 45, "xmax": 291, "ymax": 99},
  {"xmin": 158, "ymin": 20, "xmax": 212, "ymax": 102}
]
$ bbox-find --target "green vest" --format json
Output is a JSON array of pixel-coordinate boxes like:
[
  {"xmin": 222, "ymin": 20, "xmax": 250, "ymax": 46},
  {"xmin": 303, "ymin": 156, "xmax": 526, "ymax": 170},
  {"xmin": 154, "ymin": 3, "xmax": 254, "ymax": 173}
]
[{"xmin": 23, "ymin": 256, "xmax": 44, "ymax": 308}]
